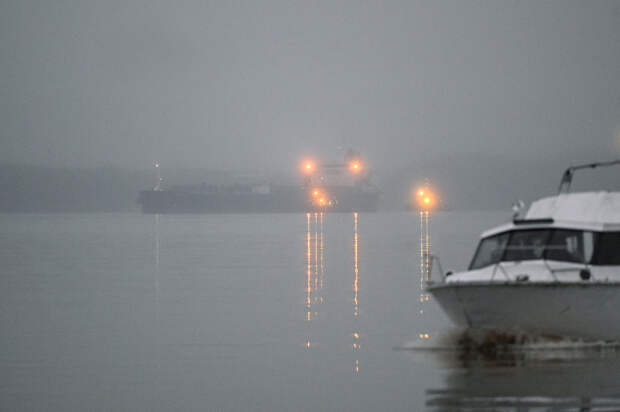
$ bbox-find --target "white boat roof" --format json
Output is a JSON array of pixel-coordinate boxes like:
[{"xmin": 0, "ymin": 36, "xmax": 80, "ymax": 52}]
[{"xmin": 481, "ymin": 191, "xmax": 620, "ymax": 237}]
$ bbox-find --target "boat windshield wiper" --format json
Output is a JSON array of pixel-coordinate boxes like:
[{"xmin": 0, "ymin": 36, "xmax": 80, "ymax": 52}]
[{"xmin": 558, "ymin": 159, "xmax": 620, "ymax": 194}]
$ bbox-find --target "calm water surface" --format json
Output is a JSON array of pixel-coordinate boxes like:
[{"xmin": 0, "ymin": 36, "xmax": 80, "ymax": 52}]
[{"xmin": 2, "ymin": 212, "xmax": 620, "ymax": 411}]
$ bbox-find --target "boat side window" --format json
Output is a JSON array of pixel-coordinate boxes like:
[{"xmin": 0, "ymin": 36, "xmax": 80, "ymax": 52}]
[
  {"xmin": 503, "ymin": 229, "xmax": 551, "ymax": 262},
  {"xmin": 584, "ymin": 231, "xmax": 595, "ymax": 263},
  {"xmin": 469, "ymin": 232, "xmax": 510, "ymax": 270},
  {"xmin": 545, "ymin": 229, "xmax": 593, "ymax": 263},
  {"xmin": 592, "ymin": 232, "xmax": 620, "ymax": 265}
]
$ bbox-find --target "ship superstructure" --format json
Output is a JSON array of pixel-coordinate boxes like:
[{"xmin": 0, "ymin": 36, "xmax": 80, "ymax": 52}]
[
  {"xmin": 300, "ymin": 150, "xmax": 378, "ymax": 212},
  {"xmin": 137, "ymin": 151, "xmax": 379, "ymax": 214}
]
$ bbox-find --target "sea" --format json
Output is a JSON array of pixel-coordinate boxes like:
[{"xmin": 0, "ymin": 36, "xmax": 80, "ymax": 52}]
[{"xmin": 2, "ymin": 211, "xmax": 620, "ymax": 411}]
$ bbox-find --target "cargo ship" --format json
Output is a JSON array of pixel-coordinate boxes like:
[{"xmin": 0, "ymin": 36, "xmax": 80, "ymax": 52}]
[{"xmin": 137, "ymin": 152, "xmax": 379, "ymax": 213}]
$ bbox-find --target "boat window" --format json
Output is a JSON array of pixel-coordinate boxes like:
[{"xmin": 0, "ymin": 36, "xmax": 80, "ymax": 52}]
[
  {"xmin": 503, "ymin": 229, "xmax": 551, "ymax": 262},
  {"xmin": 592, "ymin": 232, "xmax": 620, "ymax": 265},
  {"xmin": 545, "ymin": 230, "xmax": 593, "ymax": 263},
  {"xmin": 584, "ymin": 231, "xmax": 595, "ymax": 263},
  {"xmin": 469, "ymin": 232, "xmax": 510, "ymax": 270}
]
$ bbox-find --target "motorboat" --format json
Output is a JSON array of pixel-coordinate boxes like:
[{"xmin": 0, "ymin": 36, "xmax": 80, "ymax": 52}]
[{"xmin": 427, "ymin": 160, "xmax": 620, "ymax": 341}]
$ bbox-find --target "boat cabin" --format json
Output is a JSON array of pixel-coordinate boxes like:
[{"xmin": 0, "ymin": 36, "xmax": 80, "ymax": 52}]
[{"xmin": 449, "ymin": 192, "xmax": 620, "ymax": 283}]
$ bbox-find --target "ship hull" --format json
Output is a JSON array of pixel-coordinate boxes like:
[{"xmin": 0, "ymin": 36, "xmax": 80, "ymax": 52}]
[
  {"xmin": 428, "ymin": 282, "xmax": 620, "ymax": 341},
  {"xmin": 138, "ymin": 186, "xmax": 379, "ymax": 214}
]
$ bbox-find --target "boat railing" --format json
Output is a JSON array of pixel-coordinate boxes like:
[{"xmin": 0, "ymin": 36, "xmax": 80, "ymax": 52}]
[
  {"xmin": 544, "ymin": 260, "xmax": 593, "ymax": 281},
  {"xmin": 429, "ymin": 258, "xmax": 593, "ymax": 285},
  {"xmin": 558, "ymin": 159, "xmax": 620, "ymax": 193},
  {"xmin": 427, "ymin": 254, "xmax": 445, "ymax": 284},
  {"xmin": 490, "ymin": 262, "xmax": 511, "ymax": 281},
  {"xmin": 492, "ymin": 259, "xmax": 592, "ymax": 283}
]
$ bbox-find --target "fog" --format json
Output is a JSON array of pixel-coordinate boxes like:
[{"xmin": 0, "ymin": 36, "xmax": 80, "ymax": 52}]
[
  {"xmin": 1, "ymin": 0, "xmax": 619, "ymax": 210},
  {"xmin": 3, "ymin": 4, "xmax": 620, "ymax": 410}
]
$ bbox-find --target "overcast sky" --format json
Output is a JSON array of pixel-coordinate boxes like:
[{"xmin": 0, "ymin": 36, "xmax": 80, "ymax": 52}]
[{"xmin": 1, "ymin": 0, "xmax": 619, "ymax": 174}]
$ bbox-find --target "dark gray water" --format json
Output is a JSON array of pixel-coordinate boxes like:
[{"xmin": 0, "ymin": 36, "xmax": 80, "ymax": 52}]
[{"xmin": 2, "ymin": 212, "xmax": 620, "ymax": 411}]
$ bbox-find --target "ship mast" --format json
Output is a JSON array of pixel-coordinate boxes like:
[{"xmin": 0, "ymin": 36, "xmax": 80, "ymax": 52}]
[{"xmin": 154, "ymin": 161, "xmax": 162, "ymax": 191}]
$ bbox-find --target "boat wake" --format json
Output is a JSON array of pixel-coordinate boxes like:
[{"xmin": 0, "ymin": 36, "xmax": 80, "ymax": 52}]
[
  {"xmin": 406, "ymin": 329, "xmax": 620, "ymax": 411},
  {"xmin": 396, "ymin": 328, "xmax": 620, "ymax": 364}
]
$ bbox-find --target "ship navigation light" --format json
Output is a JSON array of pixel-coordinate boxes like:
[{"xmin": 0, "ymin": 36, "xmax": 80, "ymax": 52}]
[
  {"xmin": 416, "ymin": 186, "xmax": 436, "ymax": 211},
  {"xmin": 301, "ymin": 159, "xmax": 316, "ymax": 174},
  {"xmin": 348, "ymin": 160, "xmax": 363, "ymax": 174}
]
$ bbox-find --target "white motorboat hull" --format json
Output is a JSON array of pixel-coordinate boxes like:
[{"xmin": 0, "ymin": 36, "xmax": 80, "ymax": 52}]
[{"xmin": 428, "ymin": 282, "xmax": 620, "ymax": 341}]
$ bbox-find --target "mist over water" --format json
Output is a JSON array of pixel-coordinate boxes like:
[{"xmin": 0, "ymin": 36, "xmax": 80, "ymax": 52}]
[
  {"xmin": 2, "ymin": 210, "xmax": 620, "ymax": 411},
  {"xmin": 1, "ymin": 1, "xmax": 619, "ymax": 212},
  {"xmin": 2, "ymin": 1, "xmax": 620, "ymax": 411}
]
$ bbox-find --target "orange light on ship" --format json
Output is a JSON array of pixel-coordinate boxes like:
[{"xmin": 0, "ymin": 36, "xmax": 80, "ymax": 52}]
[
  {"xmin": 319, "ymin": 197, "xmax": 326, "ymax": 206},
  {"xmin": 301, "ymin": 159, "xmax": 315, "ymax": 174},
  {"xmin": 349, "ymin": 160, "xmax": 362, "ymax": 173},
  {"xmin": 312, "ymin": 189, "xmax": 320, "ymax": 197},
  {"xmin": 416, "ymin": 187, "xmax": 436, "ymax": 211}
]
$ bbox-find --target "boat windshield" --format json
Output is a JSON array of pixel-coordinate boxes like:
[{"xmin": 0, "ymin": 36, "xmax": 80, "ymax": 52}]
[
  {"xmin": 469, "ymin": 229, "xmax": 619, "ymax": 269},
  {"xmin": 469, "ymin": 232, "xmax": 510, "ymax": 270},
  {"xmin": 503, "ymin": 229, "xmax": 551, "ymax": 262}
]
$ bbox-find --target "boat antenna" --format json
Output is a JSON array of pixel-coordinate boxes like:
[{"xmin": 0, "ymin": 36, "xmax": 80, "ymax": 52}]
[{"xmin": 558, "ymin": 159, "xmax": 620, "ymax": 194}]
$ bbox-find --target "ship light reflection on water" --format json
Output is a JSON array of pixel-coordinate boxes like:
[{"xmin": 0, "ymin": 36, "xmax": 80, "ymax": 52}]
[
  {"xmin": 414, "ymin": 185, "xmax": 437, "ymax": 340},
  {"xmin": 303, "ymin": 211, "xmax": 362, "ymax": 374},
  {"xmin": 353, "ymin": 212, "xmax": 360, "ymax": 374},
  {"xmin": 416, "ymin": 186, "xmax": 436, "ymax": 292},
  {"xmin": 305, "ymin": 212, "xmax": 325, "ymax": 348},
  {"xmin": 306, "ymin": 213, "xmax": 312, "ymax": 324}
]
